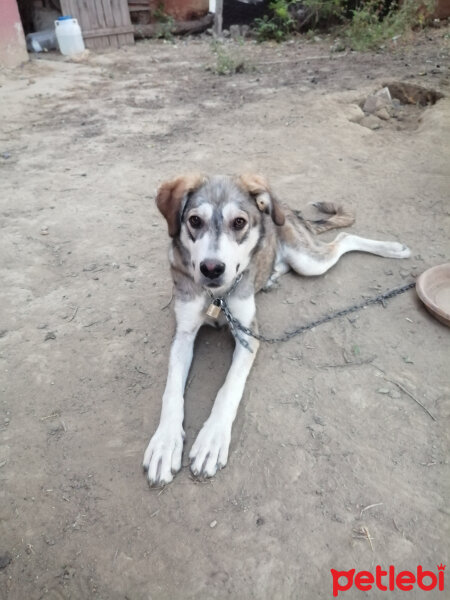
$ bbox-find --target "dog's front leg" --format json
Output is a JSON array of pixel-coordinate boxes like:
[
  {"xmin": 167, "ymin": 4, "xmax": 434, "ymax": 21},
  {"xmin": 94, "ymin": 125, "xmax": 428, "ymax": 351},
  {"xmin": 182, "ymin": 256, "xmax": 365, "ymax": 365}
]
[
  {"xmin": 143, "ymin": 296, "xmax": 204, "ymax": 486},
  {"xmin": 190, "ymin": 294, "xmax": 259, "ymax": 478}
]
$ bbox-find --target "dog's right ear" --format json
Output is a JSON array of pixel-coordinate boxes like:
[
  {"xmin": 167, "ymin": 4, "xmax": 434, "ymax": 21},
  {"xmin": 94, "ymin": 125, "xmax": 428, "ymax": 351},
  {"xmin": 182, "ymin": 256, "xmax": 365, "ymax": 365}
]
[{"xmin": 156, "ymin": 173, "xmax": 205, "ymax": 237}]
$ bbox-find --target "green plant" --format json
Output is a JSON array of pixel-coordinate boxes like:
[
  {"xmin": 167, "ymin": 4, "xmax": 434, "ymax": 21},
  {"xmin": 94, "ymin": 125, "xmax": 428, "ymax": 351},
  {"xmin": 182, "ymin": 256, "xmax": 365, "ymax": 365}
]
[
  {"xmin": 254, "ymin": 0, "xmax": 296, "ymax": 42},
  {"xmin": 208, "ymin": 41, "xmax": 250, "ymax": 75},
  {"xmin": 344, "ymin": 0, "xmax": 437, "ymax": 51},
  {"xmin": 151, "ymin": 3, "xmax": 175, "ymax": 40},
  {"xmin": 254, "ymin": 0, "xmax": 348, "ymax": 39},
  {"xmin": 301, "ymin": 0, "xmax": 346, "ymax": 28}
]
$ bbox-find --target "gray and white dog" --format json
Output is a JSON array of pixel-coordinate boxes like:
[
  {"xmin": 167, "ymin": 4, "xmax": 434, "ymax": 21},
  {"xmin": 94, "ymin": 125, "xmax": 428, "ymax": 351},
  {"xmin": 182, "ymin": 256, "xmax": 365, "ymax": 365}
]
[{"xmin": 143, "ymin": 173, "xmax": 410, "ymax": 486}]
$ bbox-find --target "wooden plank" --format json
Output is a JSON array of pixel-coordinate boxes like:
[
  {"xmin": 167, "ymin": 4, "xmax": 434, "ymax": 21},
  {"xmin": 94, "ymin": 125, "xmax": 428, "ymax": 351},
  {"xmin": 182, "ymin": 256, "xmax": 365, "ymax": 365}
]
[
  {"xmin": 84, "ymin": 0, "xmax": 103, "ymax": 48},
  {"xmin": 95, "ymin": 0, "xmax": 112, "ymax": 47},
  {"xmin": 81, "ymin": 1, "xmax": 97, "ymax": 33},
  {"xmin": 102, "ymin": 0, "xmax": 122, "ymax": 48},
  {"xmin": 83, "ymin": 25, "xmax": 135, "ymax": 38},
  {"xmin": 213, "ymin": 0, "xmax": 223, "ymax": 36},
  {"xmin": 120, "ymin": 0, "xmax": 135, "ymax": 46},
  {"xmin": 111, "ymin": 0, "xmax": 134, "ymax": 47},
  {"xmin": 85, "ymin": 0, "xmax": 108, "ymax": 48}
]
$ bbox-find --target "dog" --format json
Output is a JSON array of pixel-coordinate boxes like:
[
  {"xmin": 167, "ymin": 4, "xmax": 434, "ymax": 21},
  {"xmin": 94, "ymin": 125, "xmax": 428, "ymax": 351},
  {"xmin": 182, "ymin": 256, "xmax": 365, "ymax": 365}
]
[{"xmin": 143, "ymin": 173, "xmax": 410, "ymax": 486}]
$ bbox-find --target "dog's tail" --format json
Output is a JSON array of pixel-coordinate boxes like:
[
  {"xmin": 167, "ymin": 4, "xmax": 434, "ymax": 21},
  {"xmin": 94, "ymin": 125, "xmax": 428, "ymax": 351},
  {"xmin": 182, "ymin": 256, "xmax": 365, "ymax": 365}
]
[{"xmin": 294, "ymin": 202, "xmax": 355, "ymax": 235}]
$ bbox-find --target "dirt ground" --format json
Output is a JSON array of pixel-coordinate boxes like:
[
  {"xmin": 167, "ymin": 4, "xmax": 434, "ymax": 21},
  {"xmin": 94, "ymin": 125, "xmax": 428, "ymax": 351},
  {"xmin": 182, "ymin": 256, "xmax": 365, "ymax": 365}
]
[{"xmin": 0, "ymin": 28, "xmax": 449, "ymax": 600}]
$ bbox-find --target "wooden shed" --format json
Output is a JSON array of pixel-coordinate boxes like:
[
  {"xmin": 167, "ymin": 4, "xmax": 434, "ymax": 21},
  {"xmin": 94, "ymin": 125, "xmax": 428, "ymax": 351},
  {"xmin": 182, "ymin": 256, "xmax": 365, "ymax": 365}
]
[{"xmin": 60, "ymin": 0, "xmax": 135, "ymax": 49}]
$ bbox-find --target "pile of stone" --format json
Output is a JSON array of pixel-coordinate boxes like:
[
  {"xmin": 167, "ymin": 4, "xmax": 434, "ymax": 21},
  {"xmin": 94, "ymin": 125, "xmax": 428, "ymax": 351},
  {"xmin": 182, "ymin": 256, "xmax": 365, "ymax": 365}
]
[
  {"xmin": 354, "ymin": 87, "xmax": 400, "ymax": 130},
  {"xmin": 349, "ymin": 82, "xmax": 443, "ymax": 131}
]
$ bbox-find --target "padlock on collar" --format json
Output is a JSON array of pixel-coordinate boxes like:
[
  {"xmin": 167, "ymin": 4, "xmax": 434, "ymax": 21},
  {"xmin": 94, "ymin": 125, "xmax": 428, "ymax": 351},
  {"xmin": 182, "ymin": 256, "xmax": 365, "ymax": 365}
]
[{"xmin": 206, "ymin": 299, "xmax": 222, "ymax": 319}]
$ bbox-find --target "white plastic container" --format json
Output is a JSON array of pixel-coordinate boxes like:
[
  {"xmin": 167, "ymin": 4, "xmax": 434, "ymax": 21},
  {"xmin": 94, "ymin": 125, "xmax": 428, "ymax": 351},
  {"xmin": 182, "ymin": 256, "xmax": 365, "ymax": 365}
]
[
  {"xmin": 26, "ymin": 29, "xmax": 57, "ymax": 53},
  {"xmin": 55, "ymin": 16, "xmax": 85, "ymax": 56}
]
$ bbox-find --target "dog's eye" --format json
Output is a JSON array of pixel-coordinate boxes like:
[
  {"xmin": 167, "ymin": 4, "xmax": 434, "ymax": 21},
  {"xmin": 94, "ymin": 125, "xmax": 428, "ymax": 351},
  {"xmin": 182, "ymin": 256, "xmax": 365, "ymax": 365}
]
[
  {"xmin": 188, "ymin": 215, "xmax": 203, "ymax": 229},
  {"xmin": 233, "ymin": 217, "xmax": 247, "ymax": 230}
]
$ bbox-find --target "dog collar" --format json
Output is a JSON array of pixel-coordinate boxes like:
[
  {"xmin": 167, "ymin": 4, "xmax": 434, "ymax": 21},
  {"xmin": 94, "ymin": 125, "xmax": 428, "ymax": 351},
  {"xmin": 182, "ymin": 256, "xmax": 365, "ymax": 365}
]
[
  {"xmin": 204, "ymin": 272, "xmax": 243, "ymax": 307},
  {"xmin": 204, "ymin": 273, "xmax": 252, "ymax": 351}
]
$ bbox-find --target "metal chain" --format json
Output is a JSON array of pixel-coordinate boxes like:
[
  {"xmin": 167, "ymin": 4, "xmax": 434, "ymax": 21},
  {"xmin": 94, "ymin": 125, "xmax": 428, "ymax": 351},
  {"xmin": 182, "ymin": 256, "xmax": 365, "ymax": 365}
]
[
  {"xmin": 205, "ymin": 273, "xmax": 253, "ymax": 350},
  {"xmin": 218, "ymin": 281, "xmax": 416, "ymax": 351}
]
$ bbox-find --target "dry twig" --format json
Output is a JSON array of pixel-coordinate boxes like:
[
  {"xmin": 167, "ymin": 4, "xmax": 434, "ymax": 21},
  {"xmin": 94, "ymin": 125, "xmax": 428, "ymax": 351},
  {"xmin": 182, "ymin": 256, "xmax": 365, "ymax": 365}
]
[{"xmin": 384, "ymin": 377, "xmax": 436, "ymax": 421}]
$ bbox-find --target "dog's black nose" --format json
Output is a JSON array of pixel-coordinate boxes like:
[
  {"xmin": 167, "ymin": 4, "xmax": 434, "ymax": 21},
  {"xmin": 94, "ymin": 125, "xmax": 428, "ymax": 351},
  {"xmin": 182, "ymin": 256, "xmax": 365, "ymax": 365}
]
[{"xmin": 200, "ymin": 260, "xmax": 225, "ymax": 280}]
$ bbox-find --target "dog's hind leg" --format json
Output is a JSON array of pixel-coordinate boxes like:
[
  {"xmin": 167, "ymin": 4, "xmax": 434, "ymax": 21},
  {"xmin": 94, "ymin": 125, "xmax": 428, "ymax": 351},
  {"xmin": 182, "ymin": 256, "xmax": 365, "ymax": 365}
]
[
  {"xmin": 294, "ymin": 202, "xmax": 355, "ymax": 235},
  {"xmin": 284, "ymin": 232, "xmax": 410, "ymax": 277}
]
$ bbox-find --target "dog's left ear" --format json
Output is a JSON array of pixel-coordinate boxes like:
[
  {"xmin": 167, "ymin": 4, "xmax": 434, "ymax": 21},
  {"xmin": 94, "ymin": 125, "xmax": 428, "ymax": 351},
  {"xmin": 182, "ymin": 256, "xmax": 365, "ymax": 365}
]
[
  {"xmin": 156, "ymin": 173, "xmax": 205, "ymax": 237},
  {"xmin": 237, "ymin": 173, "xmax": 285, "ymax": 226}
]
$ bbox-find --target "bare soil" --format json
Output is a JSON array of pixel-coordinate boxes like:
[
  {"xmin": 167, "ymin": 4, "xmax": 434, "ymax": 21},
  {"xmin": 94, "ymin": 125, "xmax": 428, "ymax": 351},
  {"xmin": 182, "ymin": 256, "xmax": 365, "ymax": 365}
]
[{"xmin": 0, "ymin": 28, "xmax": 449, "ymax": 600}]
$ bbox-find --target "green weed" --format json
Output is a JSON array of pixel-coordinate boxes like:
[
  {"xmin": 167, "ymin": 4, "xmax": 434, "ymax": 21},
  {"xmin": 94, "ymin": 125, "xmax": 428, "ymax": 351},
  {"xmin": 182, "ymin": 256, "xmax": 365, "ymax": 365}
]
[
  {"xmin": 344, "ymin": 0, "xmax": 437, "ymax": 51},
  {"xmin": 254, "ymin": 0, "xmax": 297, "ymax": 42},
  {"xmin": 208, "ymin": 41, "xmax": 250, "ymax": 75}
]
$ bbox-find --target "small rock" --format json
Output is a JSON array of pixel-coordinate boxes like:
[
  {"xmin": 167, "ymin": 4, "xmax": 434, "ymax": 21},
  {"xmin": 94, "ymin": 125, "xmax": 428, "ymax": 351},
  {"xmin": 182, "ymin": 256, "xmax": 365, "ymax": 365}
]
[
  {"xmin": 68, "ymin": 49, "xmax": 90, "ymax": 63},
  {"xmin": 229, "ymin": 25, "xmax": 240, "ymax": 40},
  {"xmin": 377, "ymin": 388, "xmax": 390, "ymax": 394},
  {"xmin": 40, "ymin": 226, "xmax": 49, "ymax": 235},
  {"xmin": 330, "ymin": 39, "xmax": 346, "ymax": 52},
  {"xmin": 83, "ymin": 263, "xmax": 98, "ymax": 272},
  {"xmin": 375, "ymin": 107, "xmax": 391, "ymax": 121},
  {"xmin": 44, "ymin": 331, "xmax": 56, "ymax": 341},
  {"xmin": 0, "ymin": 552, "xmax": 12, "ymax": 569},
  {"xmin": 44, "ymin": 536, "xmax": 55, "ymax": 546},
  {"xmin": 363, "ymin": 87, "xmax": 392, "ymax": 114},
  {"xmin": 360, "ymin": 115, "xmax": 382, "ymax": 130},
  {"xmin": 347, "ymin": 104, "xmax": 365, "ymax": 124},
  {"xmin": 400, "ymin": 268, "xmax": 410, "ymax": 278},
  {"xmin": 210, "ymin": 520, "xmax": 217, "ymax": 528},
  {"xmin": 334, "ymin": 514, "xmax": 345, "ymax": 523}
]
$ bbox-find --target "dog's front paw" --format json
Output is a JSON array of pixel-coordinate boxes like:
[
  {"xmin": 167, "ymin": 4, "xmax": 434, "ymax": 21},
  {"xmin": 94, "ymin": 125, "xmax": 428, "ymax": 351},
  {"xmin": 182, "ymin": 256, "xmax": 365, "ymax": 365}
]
[
  {"xmin": 189, "ymin": 419, "xmax": 231, "ymax": 478},
  {"xmin": 143, "ymin": 424, "xmax": 184, "ymax": 487}
]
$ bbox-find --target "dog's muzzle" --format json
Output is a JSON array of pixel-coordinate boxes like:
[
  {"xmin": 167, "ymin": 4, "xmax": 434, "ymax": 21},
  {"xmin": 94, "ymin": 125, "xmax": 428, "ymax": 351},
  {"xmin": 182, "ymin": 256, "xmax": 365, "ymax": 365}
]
[{"xmin": 200, "ymin": 260, "xmax": 225, "ymax": 282}]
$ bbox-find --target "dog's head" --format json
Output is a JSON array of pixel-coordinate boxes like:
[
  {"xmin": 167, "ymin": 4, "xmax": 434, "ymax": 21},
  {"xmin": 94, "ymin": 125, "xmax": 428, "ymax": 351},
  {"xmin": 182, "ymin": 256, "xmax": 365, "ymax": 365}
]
[{"xmin": 156, "ymin": 173, "xmax": 285, "ymax": 291}]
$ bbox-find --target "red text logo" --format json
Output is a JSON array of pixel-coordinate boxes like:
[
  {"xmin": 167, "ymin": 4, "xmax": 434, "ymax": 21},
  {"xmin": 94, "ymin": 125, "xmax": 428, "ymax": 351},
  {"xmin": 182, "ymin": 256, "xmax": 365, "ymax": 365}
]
[{"xmin": 331, "ymin": 564, "xmax": 445, "ymax": 597}]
